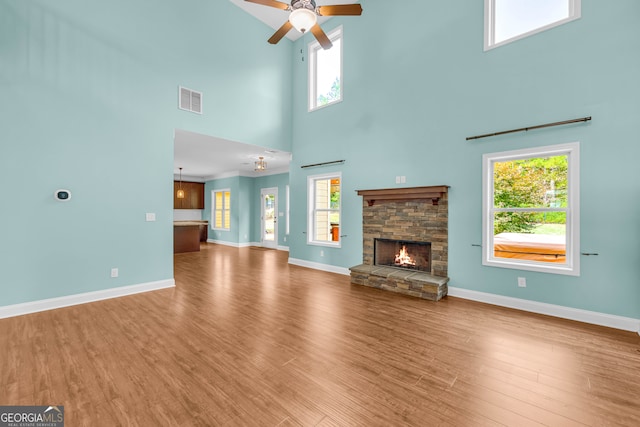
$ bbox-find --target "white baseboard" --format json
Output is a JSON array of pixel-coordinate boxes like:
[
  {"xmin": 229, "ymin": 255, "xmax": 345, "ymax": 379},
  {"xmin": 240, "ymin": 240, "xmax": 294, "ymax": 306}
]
[
  {"xmin": 448, "ymin": 286, "xmax": 640, "ymax": 334},
  {"xmin": 206, "ymin": 239, "xmax": 288, "ymax": 252},
  {"xmin": 288, "ymin": 257, "xmax": 351, "ymax": 276},
  {"xmin": 0, "ymin": 279, "xmax": 175, "ymax": 319},
  {"xmin": 207, "ymin": 239, "xmax": 253, "ymax": 248}
]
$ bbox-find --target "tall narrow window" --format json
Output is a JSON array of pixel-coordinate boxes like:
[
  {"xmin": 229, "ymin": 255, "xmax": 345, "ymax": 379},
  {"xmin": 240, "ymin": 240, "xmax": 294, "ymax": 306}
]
[
  {"xmin": 482, "ymin": 142, "xmax": 580, "ymax": 275},
  {"xmin": 212, "ymin": 189, "xmax": 231, "ymax": 230},
  {"xmin": 308, "ymin": 26, "xmax": 342, "ymax": 111},
  {"xmin": 307, "ymin": 173, "xmax": 341, "ymax": 247},
  {"xmin": 485, "ymin": 0, "xmax": 581, "ymax": 50},
  {"xmin": 286, "ymin": 185, "xmax": 290, "ymax": 235}
]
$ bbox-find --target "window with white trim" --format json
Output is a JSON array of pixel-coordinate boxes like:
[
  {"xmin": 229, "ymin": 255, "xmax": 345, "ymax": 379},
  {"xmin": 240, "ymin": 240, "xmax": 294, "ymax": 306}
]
[
  {"xmin": 286, "ymin": 185, "xmax": 290, "ymax": 235},
  {"xmin": 307, "ymin": 173, "xmax": 341, "ymax": 246},
  {"xmin": 482, "ymin": 142, "xmax": 580, "ymax": 276},
  {"xmin": 308, "ymin": 26, "xmax": 342, "ymax": 111},
  {"xmin": 484, "ymin": 0, "xmax": 581, "ymax": 50},
  {"xmin": 212, "ymin": 189, "xmax": 231, "ymax": 230}
]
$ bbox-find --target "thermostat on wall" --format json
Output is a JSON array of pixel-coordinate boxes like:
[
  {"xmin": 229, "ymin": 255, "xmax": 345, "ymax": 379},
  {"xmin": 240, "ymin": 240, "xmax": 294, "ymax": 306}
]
[{"xmin": 54, "ymin": 189, "xmax": 72, "ymax": 202}]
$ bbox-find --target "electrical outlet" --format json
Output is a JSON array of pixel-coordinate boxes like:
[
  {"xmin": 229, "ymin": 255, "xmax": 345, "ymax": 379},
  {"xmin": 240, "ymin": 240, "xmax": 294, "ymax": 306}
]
[
  {"xmin": 517, "ymin": 277, "xmax": 526, "ymax": 288},
  {"xmin": 111, "ymin": 268, "xmax": 119, "ymax": 278},
  {"xmin": 320, "ymin": 250, "xmax": 324, "ymax": 257},
  {"xmin": 145, "ymin": 213, "xmax": 156, "ymax": 222}
]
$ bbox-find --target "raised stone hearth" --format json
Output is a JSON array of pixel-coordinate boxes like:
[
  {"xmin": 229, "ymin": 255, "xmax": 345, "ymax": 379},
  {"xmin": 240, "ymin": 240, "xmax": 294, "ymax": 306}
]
[{"xmin": 350, "ymin": 186, "xmax": 450, "ymax": 301}]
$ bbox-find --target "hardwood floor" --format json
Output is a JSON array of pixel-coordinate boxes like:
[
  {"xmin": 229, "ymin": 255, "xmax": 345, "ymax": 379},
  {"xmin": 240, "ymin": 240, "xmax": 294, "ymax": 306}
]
[{"xmin": 1, "ymin": 243, "xmax": 639, "ymax": 426}]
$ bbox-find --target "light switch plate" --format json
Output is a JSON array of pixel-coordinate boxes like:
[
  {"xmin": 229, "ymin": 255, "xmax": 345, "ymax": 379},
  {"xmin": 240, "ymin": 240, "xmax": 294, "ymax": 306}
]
[{"xmin": 146, "ymin": 213, "xmax": 156, "ymax": 222}]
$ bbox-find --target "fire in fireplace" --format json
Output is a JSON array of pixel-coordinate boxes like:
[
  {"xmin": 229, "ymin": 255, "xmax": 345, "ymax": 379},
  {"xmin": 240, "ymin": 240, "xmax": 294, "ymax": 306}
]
[{"xmin": 374, "ymin": 239, "xmax": 431, "ymax": 272}]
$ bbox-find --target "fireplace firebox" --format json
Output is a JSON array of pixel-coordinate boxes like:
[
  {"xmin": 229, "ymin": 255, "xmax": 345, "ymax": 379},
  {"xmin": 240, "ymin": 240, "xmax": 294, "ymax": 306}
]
[{"xmin": 374, "ymin": 239, "xmax": 431, "ymax": 272}]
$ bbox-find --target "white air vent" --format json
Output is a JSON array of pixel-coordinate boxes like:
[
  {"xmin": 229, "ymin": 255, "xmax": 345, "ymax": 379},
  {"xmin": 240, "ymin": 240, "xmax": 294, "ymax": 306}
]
[{"xmin": 178, "ymin": 86, "xmax": 203, "ymax": 114}]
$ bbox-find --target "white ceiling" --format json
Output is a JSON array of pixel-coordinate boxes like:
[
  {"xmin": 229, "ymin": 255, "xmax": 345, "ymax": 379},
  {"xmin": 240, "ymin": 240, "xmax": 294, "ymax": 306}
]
[
  {"xmin": 174, "ymin": 129, "xmax": 292, "ymax": 181},
  {"xmin": 228, "ymin": 0, "xmax": 360, "ymax": 41}
]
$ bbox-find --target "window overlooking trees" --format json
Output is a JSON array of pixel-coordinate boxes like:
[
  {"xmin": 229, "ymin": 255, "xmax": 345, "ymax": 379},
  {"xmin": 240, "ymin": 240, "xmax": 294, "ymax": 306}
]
[
  {"xmin": 308, "ymin": 26, "xmax": 342, "ymax": 111},
  {"xmin": 484, "ymin": 0, "xmax": 581, "ymax": 50},
  {"xmin": 308, "ymin": 173, "xmax": 341, "ymax": 246},
  {"xmin": 212, "ymin": 190, "xmax": 231, "ymax": 230},
  {"xmin": 483, "ymin": 143, "xmax": 580, "ymax": 275}
]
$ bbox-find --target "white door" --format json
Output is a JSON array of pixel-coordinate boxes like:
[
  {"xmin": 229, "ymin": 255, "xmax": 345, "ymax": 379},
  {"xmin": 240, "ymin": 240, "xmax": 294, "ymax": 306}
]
[{"xmin": 261, "ymin": 188, "xmax": 278, "ymax": 249}]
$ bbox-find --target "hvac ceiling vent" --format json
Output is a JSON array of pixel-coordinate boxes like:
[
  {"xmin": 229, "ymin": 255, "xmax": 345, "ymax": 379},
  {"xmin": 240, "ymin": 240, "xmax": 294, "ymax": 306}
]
[{"xmin": 179, "ymin": 86, "xmax": 202, "ymax": 114}]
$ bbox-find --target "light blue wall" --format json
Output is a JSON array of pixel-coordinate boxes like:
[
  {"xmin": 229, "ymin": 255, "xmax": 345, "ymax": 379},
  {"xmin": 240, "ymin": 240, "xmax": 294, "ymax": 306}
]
[
  {"xmin": 0, "ymin": 0, "xmax": 292, "ymax": 306},
  {"xmin": 203, "ymin": 172, "xmax": 290, "ymax": 247},
  {"xmin": 288, "ymin": 0, "xmax": 640, "ymax": 319},
  {"xmin": 203, "ymin": 176, "xmax": 251, "ymax": 245}
]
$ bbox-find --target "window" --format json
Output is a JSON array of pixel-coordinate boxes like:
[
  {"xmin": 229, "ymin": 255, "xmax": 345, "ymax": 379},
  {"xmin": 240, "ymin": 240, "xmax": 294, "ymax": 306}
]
[
  {"xmin": 308, "ymin": 26, "xmax": 342, "ymax": 111},
  {"xmin": 286, "ymin": 185, "xmax": 290, "ymax": 235},
  {"xmin": 212, "ymin": 189, "xmax": 231, "ymax": 230},
  {"xmin": 307, "ymin": 173, "xmax": 341, "ymax": 246},
  {"xmin": 484, "ymin": 0, "xmax": 581, "ymax": 50},
  {"xmin": 482, "ymin": 142, "xmax": 580, "ymax": 275}
]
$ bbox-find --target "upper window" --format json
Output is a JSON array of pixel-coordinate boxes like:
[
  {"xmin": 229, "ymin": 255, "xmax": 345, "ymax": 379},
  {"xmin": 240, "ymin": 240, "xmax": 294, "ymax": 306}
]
[
  {"xmin": 482, "ymin": 142, "xmax": 580, "ymax": 276},
  {"xmin": 308, "ymin": 26, "xmax": 342, "ymax": 111},
  {"xmin": 484, "ymin": 0, "xmax": 581, "ymax": 50},
  {"xmin": 307, "ymin": 173, "xmax": 341, "ymax": 247},
  {"xmin": 212, "ymin": 189, "xmax": 231, "ymax": 230}
]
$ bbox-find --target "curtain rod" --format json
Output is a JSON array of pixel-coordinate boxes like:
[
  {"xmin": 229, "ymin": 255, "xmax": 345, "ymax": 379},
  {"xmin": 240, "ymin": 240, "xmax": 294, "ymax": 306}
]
[
  {"xmin": 300, "ymin": 160, "xmax": 345, "ymax": 169},
  {"xmin": 466, "ymin": 116, "xmax": 591, "ymax": 141}
]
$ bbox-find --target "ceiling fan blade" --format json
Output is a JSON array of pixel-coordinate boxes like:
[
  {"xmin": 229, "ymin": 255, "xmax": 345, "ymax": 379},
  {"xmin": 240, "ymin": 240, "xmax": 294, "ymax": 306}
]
[
  {"xmin": 310, "ymin": 24, "xmax": 333, "ymax": 49},
  {"xmin": 268, "ymin": 21, "xmax": 294, "ymax": 44},
  {"xmin": 317, "ymin": 4, "xmax": 363, "ymax": 16},
  {"xmin": 244, "ymin": 0, "xmax": 290, "ymax": 10}
]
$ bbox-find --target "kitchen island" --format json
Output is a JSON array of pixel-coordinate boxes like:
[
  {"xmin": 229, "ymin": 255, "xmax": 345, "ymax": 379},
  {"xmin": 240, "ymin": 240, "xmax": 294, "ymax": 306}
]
[{"xmin": 174, "ymin": 221, "xmax": 208, "ymax": 253}]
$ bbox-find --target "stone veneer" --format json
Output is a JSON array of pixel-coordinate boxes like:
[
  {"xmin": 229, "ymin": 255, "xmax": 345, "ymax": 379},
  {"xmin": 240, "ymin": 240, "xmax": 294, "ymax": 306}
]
[{"xmin": 350, "ymin": 186, "xmax": 449, "ymax": 301}]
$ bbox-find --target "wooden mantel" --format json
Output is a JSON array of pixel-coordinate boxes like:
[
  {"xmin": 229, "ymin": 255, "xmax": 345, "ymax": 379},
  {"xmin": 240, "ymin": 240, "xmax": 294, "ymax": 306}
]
[{"xmin": 356, "ymin": 186, "xmax": 449, "ymax": 206}]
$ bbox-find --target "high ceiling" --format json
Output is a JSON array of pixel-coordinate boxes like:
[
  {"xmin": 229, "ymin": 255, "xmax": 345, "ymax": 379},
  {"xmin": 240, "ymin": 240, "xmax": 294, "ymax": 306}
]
[
  {"xmin": 174, "ymin": 1, "xmax": 361, "ymax": 180},
  {"xmin": 228, "ymin": 0, "xmax": 359, "ymax": 41}
]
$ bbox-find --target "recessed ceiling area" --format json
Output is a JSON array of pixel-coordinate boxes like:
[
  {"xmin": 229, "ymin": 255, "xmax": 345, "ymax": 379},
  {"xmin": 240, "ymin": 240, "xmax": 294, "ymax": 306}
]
[
  {"xmin": 174, "ymin": 129, "xmax": 291, "ymax": 181},
  {"xmin": 228, "ymin": 0, "xmax": 360, "ymax": 41}
]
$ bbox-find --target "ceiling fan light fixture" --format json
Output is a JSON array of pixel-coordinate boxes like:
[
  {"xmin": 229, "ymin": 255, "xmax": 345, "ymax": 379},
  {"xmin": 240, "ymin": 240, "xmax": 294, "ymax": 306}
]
[{"xmin": 289, "ymin": 8, "xmax": 317, "ymax": 33}]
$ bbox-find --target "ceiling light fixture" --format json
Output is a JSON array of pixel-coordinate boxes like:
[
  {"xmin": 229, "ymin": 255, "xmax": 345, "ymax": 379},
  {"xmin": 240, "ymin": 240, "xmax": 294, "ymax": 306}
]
[
  {"xmin": 177, "ymin": 167, "xmax": 185, "ymax": 199},
  {"xmin": 289, "ymin": 7, "xmax": 317, "ymax": 33},
  {"xmin": 255, "ymin": 156, "xmax": 267, "ymax": 172}
]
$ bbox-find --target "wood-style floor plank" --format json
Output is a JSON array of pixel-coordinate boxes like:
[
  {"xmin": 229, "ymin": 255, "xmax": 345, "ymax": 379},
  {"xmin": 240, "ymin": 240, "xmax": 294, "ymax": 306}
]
[{"xmin": 1, "ymin": 243, "xmax": 639, "ymax": 426}]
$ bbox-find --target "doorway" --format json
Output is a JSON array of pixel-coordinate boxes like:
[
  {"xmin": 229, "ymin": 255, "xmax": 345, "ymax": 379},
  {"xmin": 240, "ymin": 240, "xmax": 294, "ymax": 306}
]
[{"xmin": 261, "ymin": 187, "xmax": 278, "ymax": 249}]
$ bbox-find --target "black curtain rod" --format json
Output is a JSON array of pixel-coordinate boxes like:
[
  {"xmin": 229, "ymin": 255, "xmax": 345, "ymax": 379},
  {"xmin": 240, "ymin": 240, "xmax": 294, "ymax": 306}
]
[
  {"xmin": 300, "ymin": 160, "xmax": 345, "ymax": 169},
  {"xmin": 466, "ymin": 116, "xmax": 592, "ymax": 141}
]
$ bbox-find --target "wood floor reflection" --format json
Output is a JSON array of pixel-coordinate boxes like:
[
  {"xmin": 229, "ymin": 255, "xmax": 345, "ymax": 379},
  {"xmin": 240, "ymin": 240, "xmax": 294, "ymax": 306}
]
[{"xmin": 1, "ymin": 243, "xmax": 639, "ymax": 426}]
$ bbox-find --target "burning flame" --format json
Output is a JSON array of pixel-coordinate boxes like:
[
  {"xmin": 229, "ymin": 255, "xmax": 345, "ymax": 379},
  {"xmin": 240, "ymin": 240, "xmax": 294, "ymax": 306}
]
[{"xmin": 395, "ymin": 245, "xmax": 416, "ymax": 267}]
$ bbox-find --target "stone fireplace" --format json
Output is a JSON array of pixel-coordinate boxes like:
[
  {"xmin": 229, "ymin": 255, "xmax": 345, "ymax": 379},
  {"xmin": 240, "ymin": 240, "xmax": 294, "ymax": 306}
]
[{"xmin": 350, "ymin": 186, "xmax": 449, "ymax": 301}]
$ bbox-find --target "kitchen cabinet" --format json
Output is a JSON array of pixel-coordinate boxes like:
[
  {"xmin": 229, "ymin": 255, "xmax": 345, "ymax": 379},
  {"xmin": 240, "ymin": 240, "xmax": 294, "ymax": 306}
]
[{"xmin": 174, "ymin": 181, "xmax": 205, "ymax": 209}]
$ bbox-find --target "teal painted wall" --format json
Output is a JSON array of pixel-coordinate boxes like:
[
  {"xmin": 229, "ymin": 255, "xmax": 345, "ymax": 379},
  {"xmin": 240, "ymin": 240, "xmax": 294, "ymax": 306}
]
[
  {"xmin": 203, "ymin": 172, "xmax": 290, "ymax": 247},
  {"xmin": 288, "ymin": 0, "xmax": 640, "ymax": 319},
  {"xmin": 204, "ymin": 176, "xmax": 243, "ymax": 245},
  {"xmin": 0, "ymin": 0, "xmax": 291, "ymax": 306}
]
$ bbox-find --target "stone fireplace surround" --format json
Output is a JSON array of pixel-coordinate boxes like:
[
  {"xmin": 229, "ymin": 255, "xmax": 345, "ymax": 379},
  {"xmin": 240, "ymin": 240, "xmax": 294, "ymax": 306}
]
[{"xmin": 350, "ymin": 186, "xmax": 449, "ymax": 301}]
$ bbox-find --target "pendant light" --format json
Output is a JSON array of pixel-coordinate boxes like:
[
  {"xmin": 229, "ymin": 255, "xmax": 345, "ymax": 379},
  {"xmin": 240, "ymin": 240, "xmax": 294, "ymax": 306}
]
[
  {"xmin": 177, "ymin": 167, "xmax": 185, "ymax": 199},
  {"xmin": 254, "ymin": 156, "xmax": 267, "ymax": 172}
]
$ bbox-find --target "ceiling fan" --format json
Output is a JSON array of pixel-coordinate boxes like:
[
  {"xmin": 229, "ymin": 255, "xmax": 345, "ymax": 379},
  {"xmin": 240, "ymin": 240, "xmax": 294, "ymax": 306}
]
[{"xmin": 245, "ymin": 0, "xmax": 362, "ymax": 50}]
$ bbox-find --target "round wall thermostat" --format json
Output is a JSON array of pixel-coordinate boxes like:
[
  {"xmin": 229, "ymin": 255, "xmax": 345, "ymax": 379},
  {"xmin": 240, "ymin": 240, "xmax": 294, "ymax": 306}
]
[{"xmin": 54, "ymin": 189, "xmax": 72, "ymax": 202}]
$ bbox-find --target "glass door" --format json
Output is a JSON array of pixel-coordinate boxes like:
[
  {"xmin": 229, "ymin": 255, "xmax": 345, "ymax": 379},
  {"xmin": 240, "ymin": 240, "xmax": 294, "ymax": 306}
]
[{"xmin": 261, "ymin": 188, "xmax": 278, "ymax": 249}]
